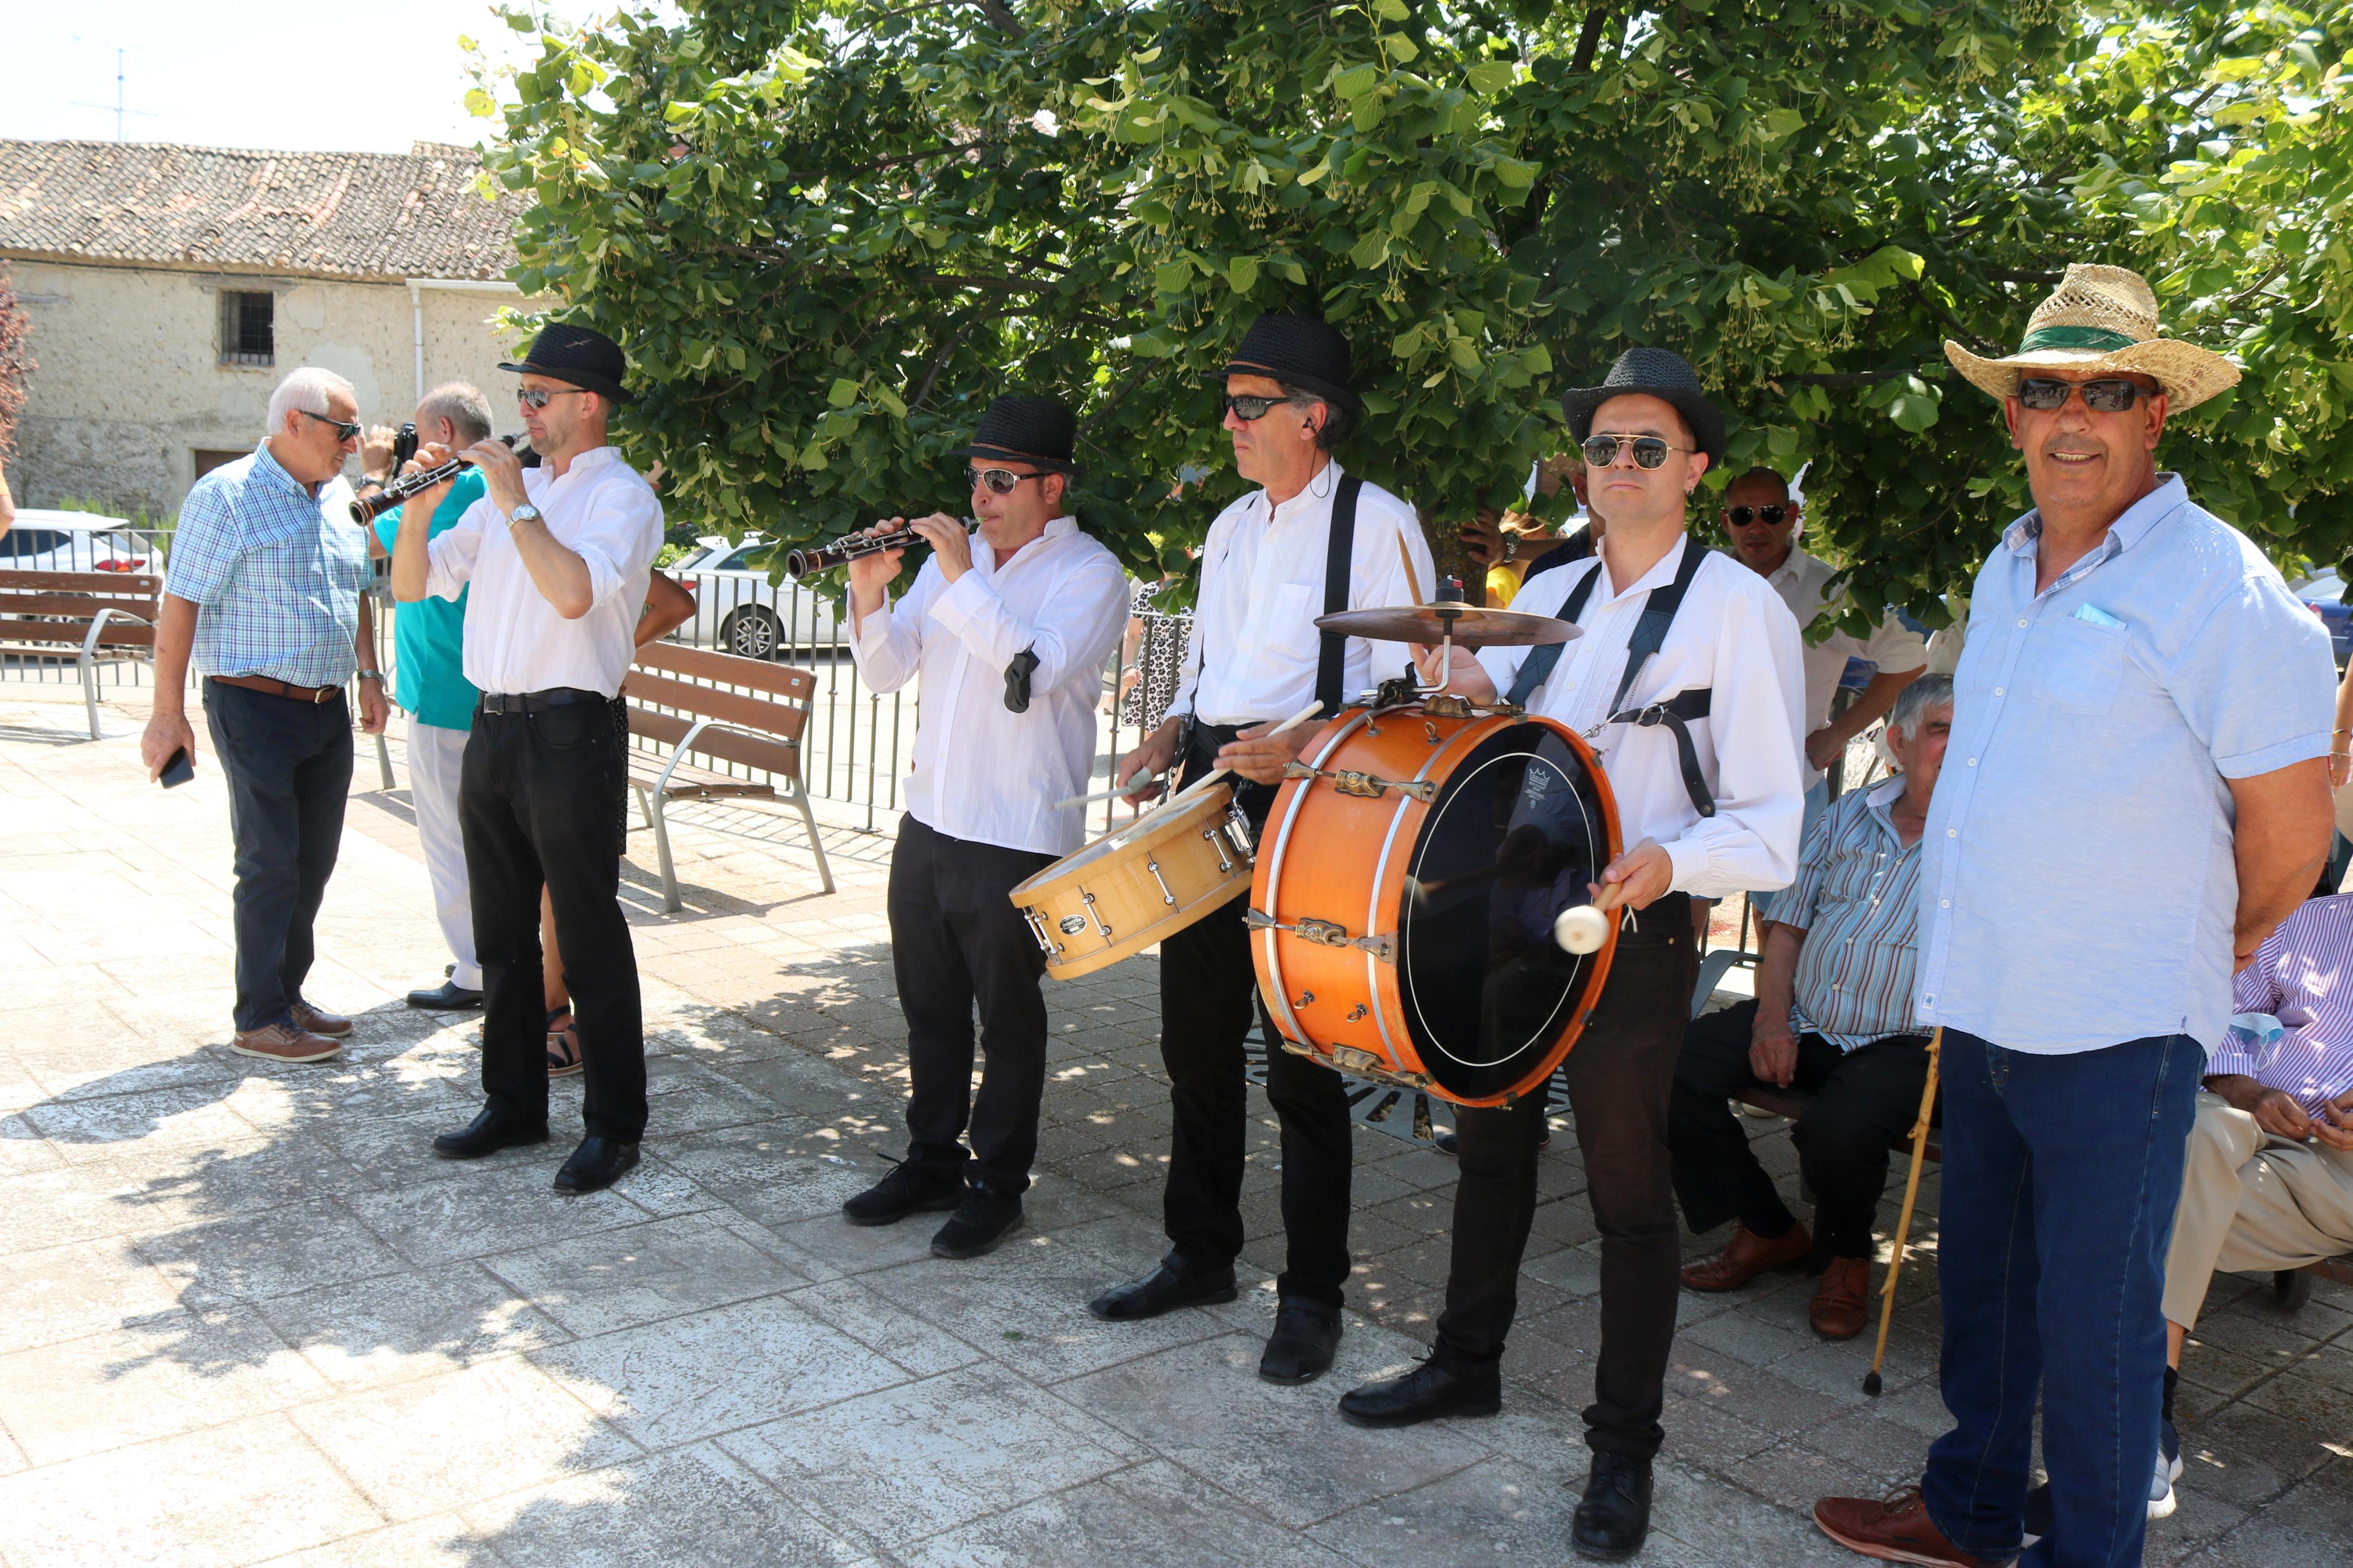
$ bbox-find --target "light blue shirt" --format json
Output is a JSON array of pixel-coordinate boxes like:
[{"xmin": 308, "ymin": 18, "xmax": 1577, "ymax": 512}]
[
  {"xmin": 1916, "ymin": 475, "xmax": 2335, "ymax": 1054},
  {"xmin": 166, "ymin": 442, "xmax": 372, "ymax": 687}
]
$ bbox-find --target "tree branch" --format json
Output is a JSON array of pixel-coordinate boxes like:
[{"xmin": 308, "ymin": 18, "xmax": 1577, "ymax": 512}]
[{"xmin": 1570, "ymin": 6, "xmax": 1612, "ymax": 73}]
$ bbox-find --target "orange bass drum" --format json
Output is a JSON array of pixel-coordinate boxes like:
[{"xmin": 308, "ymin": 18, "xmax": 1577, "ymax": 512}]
[{"xmin": 1247, "ymin": 700, "xmax": 1624, "ymax": 1107}]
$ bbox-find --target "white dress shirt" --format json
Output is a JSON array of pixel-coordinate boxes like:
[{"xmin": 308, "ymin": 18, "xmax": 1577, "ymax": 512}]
[
  {"xmin": 1478, "ymin": 536, "xmax": 1808, "ymax": 898},
  {"xmin": 425, "ymin": 446, "xmax": 664, "ymax": 697},
  {"xmin": 1167, "ymin": 461, "xmax": 1436, "ymax": 725},
  {"xmin": 851, "ymin": 516, "xmax": 1128, "ymax": 856},
  {"xmin": 1762, "ymin": 549, "xmax": 1928, "ymax": 784}
]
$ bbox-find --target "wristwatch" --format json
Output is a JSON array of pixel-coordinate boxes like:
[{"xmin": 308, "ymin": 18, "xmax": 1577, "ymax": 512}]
[{"xmin": 508, "ymin": 503, "xmax": 544, "ymax": 529}]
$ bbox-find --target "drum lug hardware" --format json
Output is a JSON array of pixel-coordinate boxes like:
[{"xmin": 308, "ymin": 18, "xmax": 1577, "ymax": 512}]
[
  {"xmin": 1080, "ymin": 888, "xmax": 1114, "ymax": 938},
  {"xmin": 1355, "ymin": 933, "xmax": 1397, "ymax": 962},
  {"xmin": 1345, "ymin": 1003, "xmax": 1368, "ymax": 1022},
  {"xmin": 1424, "ymin": 721, "xmax": 1444, "ymax": 745},
  {"xmin": 1282, "ymin": 762, "xmax": 1438, "ymax": 802},
  {"xmin": 1293, "ymin": 990, "xmax": 1314, "ymax": 1009},
  {"xmin": 1201, "ymin": 826, "xmax": 1235, "ymax": 874},
  {"xmin": 1144, "ymin": 855, "xmax": 1177, "ymax": 907},
  {"xmin": 1019, "ymin": 905, "xmax": 1062, "ymax": 958},
  {"xmin": 1244, "ymin": 911, "xmax": 1397, "ymax": 963},
  {"xmin": 1421, "ymin": 694, "xmax": 1477, "ymax": 720}
]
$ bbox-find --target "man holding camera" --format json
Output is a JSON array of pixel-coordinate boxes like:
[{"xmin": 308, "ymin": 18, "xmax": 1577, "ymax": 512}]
[{"xmin": 389, "ymin": 323, "xmax": 663, "ymax": 1196}]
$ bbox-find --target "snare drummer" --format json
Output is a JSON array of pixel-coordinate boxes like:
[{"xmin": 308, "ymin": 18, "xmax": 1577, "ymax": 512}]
[
  {"xmin": 1336, "ymin": 347, "xmax": 1805, "ymax": 1564},
  {"xmin": 1091, "ymin": 314, "xmax": 1436, "ymax": 1386},
  {"xmin": 837, "ymin": 396, "xmax": 1128, "ymax": 1258}
]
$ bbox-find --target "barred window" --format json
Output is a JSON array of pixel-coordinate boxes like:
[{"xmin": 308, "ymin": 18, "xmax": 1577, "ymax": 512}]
[{"xmin": 219, "ymin": 291, "xmax": 274, "ymax": 367}]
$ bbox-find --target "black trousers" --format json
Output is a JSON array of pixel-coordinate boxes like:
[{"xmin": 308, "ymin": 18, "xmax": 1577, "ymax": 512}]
[
  {"xmin": 460, "ymin": 695, "xmax": 646, "ymax": 1142},
  {"xmin": 888, "ymin": 815, "xmax": 1055, "ymax": 1194},
  {"xmin": 1435, "ymin": 898, "xmax": 1697, "ymax": 1461},
  {"xmin": 203, "ymin": 680, "xmax": 354, "ymax": 1032},
  {"xmin": 1159, "ymin": 727, "xmax": 1354, "ymax": 1311},
  {"xmin": 1669, "ymin": 997, "xmax": 1932, "ymax": 1259}
]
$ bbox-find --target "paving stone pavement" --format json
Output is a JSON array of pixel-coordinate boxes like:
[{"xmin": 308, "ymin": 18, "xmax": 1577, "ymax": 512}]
[{"xmin": 0, "ymin": 680, "xmax": 2347, "ymax": 1566}]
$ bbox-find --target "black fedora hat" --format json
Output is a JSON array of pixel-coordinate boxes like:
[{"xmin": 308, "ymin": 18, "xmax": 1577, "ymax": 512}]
[
  {"xmin": 1559, "ymin": 346, "xmax": 1726, "ymax": 465},
  {"xmin": 499, "ymin": 322, "xmax": 633, "ymax": 405},
  {"xmin": 1204, "ymin": 313, "xmax": 1364, "ymax": 417},
  {"xmin": 950, "ymin": 395, "xmax": 1081, "ymax": 476}
]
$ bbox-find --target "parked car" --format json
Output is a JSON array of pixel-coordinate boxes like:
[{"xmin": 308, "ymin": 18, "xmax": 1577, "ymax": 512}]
[
  {"xmin": 1, "ymin": 510, "xmax": 153, "ymax": 573},
  {"xmin": 2290, "ymin": 570, "xmax": 2351, "ymax": 673},
  {"xmin": 669, "ymin": 534, "xmax": 842, "ymax": 659}
]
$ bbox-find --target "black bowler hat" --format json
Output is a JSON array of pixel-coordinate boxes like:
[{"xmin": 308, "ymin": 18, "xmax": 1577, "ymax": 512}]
[
  {"xmin": 951, "ymin": 395, "xmax": 1081, "ymax": 475},
  {"xmin": 1558, "ymin": 346, "xmax": 1726, "ymax": 465},
  {"xmin": 499, "ymin": 322, "xmax": 634, "ymax": 405},
  {"xmin": 1205, "ymin": 313, "xmax": 1364, "ymax": 417}
]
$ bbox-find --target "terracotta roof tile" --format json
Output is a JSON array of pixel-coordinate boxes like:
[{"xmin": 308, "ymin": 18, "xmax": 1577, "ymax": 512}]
[{"xmin": 0, "ymin": 138, "xmax": 519, "ymax": 280}]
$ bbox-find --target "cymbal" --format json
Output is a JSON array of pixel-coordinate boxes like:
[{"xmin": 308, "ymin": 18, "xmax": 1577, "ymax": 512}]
[{"xmin": 1315, "ymin": 603, "xmax": 1582, "ymax": 648}]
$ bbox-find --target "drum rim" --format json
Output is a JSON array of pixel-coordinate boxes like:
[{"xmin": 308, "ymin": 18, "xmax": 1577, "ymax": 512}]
[{"xmin": 1009, "ymin": 780, "xmax": 1237, "ymax": 898}]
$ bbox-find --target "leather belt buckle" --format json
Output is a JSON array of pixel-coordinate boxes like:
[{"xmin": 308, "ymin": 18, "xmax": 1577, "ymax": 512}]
[{"xmin": 312, "ymin": 684, "xmax": 336, "ymax": 705}]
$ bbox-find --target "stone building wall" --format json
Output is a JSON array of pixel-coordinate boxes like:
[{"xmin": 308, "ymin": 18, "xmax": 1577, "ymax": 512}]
[{"xmin": 3, "ymin": 258, "xmax": 544, "ymax": 519}]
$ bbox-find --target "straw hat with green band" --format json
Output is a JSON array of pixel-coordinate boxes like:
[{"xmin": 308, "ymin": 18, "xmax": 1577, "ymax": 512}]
[{"xmin": 1943, "ymin": 263, "xmax": 2241, "ymax": 411}]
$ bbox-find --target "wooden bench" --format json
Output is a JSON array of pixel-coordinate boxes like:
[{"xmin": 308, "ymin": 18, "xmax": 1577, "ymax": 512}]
[
  {"xmin": 622, "ymin": 640, "xmax": 835, "ymax": 912},
  {"xmin": 0, "ymin": 570, "xmax": 162, "ymax": 739}
]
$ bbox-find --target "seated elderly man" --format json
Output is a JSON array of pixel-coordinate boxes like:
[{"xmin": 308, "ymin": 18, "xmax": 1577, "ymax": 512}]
[{"xmin": 1669, "ymin": 675, "xmax": 1951, "ymax": 1339}]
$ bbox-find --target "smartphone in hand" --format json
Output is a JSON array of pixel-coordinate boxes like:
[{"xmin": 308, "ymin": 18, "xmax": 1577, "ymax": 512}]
[{"xmin": 158, "ymin": 747, "xmax": 194, "ymax": 788}]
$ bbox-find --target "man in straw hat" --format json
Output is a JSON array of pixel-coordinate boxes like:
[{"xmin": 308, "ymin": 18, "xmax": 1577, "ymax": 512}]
[
  {"xmin": 1092, "ymin": 312, "xmax": 1434, "ymax": 1385},
  {"xmin": 1340, "ymin": 346, "xmax": 1808, "ymax": 1562},
  {"xmin": 834, "ymin": 395, "xmax": 1127, "ymax": 1259},
  {"xmin": 1813, "ymin": 265, "xmax": 2336, "ymax": 1567}
]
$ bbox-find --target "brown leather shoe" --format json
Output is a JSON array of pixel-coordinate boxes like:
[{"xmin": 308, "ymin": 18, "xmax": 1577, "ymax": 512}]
[
  {"xmin": 1811, "ymin": 1256, "xmax": 1872, "ymax": 1340},
  {"xmin": 1813, "ymin": 1487, "xmax": 2004, "ymax": 1566},
  {"xmin": 231, "ymin": 1023, "xmax": 344, "ymax": 1064},
  {"xmin": 288, "ymin": 1000, "xmax": 353, "ymax": 1038},
  {"xmin": 1681, "ymin": 1221, "xmax": 1812, "ymax": 1292}
]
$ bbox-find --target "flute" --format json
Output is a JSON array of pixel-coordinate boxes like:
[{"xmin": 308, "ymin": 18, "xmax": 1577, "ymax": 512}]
[{"xmin": 349, "ymin": 435, "xmax": 520, "ymax": 525}]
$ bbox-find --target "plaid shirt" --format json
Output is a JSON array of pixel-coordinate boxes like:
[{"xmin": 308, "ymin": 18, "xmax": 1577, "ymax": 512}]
[
  {"xmin": 166, "ymin": 442, "xmax": 372, "ymax": 687},
  {"xmin": 1782, "ymin": 775, "xmax": 1925, "ymax": 1050}
]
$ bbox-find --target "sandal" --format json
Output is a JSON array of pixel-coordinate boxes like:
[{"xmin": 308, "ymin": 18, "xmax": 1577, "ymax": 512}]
[{"xmin": 545, "ymin": 1008, "xmax": 584, "ymax": 1078}]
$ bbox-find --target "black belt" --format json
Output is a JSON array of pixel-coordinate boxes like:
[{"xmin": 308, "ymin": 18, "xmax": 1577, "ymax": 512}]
[
  {"xmin": 476, "ymin": 687, "xmax": 607, "ymax": 714},
  {"xmin": 1603, "ymin": 689, "xmax": 1716, "ymax": 819}
]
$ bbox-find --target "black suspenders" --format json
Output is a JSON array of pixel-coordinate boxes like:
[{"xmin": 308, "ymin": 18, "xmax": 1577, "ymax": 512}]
[
  {"xmin": 1313, "ymin": 475, "xmax": 1365, "ymax": 717},
  {"xmin": 1506, "ymin": 541, "xmax": 1718, "ymax": 818}
]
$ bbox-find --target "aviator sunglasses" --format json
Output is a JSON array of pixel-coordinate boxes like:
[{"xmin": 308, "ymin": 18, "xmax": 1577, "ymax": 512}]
[
  {"xmin": 517, "ymin": 387, "xmax": 592, "ymax": 410},
  {"xmin": 1725, "ymin": 504, "xmax": 1790, "ymax": 527},
  {"xmin": 2014, "ymin": 378, "xmax": 2156, "ymax": 414},
  {"xmin": 299, "ymin": 410, "xmax": 363, "ymax": 442},
  {"xmin": 1223, "ymin": 392, "xmax": 1310, "ymax": 422},
  {"xmin": 1581, "ymin": 433, "xmax": 1695, "ymax": 470},
  {"xmin": 967, "ymin": 465, "xmax": 1048, "ymax": 495}
]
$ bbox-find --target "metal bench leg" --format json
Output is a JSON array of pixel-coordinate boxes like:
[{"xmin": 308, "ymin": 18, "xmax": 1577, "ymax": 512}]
[
  {"xmin": 789, "ymin": 780, "xmax": 835, "ymax": 895},
  {"xmin": 636, "ymin": 781, "xmax": 656, "ymax": 830},
  {"xmin": 649, "ymin": 790, "xmax": 683, "ymax": 913}
]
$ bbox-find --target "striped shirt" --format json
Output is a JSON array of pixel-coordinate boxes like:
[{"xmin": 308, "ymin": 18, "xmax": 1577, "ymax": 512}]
[
  {"xmin": 1781, "ymin": 776, "xmax": 1924, "ymax": 1051},
  {"xmin": 166, "ymin": 442, "xmax": 371, "ymax": 687},
  {"xmin": 2217, "ymin": 894, "xmax": 2353, "ymax": 1114}
]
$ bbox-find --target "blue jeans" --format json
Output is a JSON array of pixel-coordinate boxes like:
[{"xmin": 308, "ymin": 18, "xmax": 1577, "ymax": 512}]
[
  {"xmin": 1922, "ymin": 1031, "xmax": 2201, "ymax": 1567},
  {"xmin": 203, "ymin": 680, "xmax": 354, "ymax": 1031}
]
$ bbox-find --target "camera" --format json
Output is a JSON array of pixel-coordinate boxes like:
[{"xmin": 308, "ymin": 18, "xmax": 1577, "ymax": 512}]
[{"xmin": 391, "ymin": 422, "xmax": 418, "ymax": 472}]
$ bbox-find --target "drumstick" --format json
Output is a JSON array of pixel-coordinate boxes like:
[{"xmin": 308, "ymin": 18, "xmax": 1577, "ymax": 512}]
[
  {"xmin": 1053, "ymin": 770, "xmax": 1164, "ymax": 810},
  {"xmin": 1396, "ymin": 531, "xmax": 1425, "ymax": 606},
  {"xmin": 1184, "ymin": 701, "xmax": 1325, "ymax": 797}
]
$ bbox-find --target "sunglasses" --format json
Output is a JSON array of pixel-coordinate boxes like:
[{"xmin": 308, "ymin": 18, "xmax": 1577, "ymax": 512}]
[
  {"xmin": 966, "ymin": 465, "xmax": 1048, "ymax": 495},
  {"xmin": 1223, "ymin": 392, "xmax": 1309, "ymax": 422},
  {"xmin": 1581, "ymin": 433, "xmax": 1694, "ymax": 470},
  {"xmin": 300, "ymin": 410, "xmax": 363, "ymax": 442},
  {"xmin": 1725, "ymin": 504, "xmax": 1790, "ymax": 527},
  {"xmin": 2015, "ymin": 378, "xmax": 2156, "ymax": 414},
  {"xmin": 517, "ymin": 387, "xmax": 592, "ymax": 410}
]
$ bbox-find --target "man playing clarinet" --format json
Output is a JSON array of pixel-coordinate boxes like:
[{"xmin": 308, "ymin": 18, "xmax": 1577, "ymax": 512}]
[
  {"xmin": 838, "ymin": 396, "xmax": 1128, "ymax": 1258},
  {"xmin": 1093, "ymin": 314, "xmax": 1435, "ymax": 1385}
]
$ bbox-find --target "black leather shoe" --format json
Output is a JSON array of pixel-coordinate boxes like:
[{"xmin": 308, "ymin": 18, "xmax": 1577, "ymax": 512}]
[
  {"xmin": 931, "ymin": 1187, "xmax": 1025, "ymax": 1259},
  {"xmin": 1087, "ymin": 1253, "xmax": 1238, "ymax": 1320},
  {"xmin": 432, "ymin": 1107, "xmax": 549, "ymax": 1160},
  {"xmin": 552, "ymin": 1136, "xmax": 639, "ymax": 1194},
  {"xmin": 843, "ymin": 1160, "xmax": 966, "ymax": 1226},
  {"xmin": 1258, "ymin": 1301, "xmax": 1343, "ymax": 1384},
  {"xmin": 406, "ymin": 980, "xmax": 484, "ymax": 1010},
  {"xmin": 1337, "ymin": 1356, "xmax": 1501, "ymax": 1427},
  {"xmin": 1570, "ymin": 1452, "xmax": 1653, "ymax": 1562}
]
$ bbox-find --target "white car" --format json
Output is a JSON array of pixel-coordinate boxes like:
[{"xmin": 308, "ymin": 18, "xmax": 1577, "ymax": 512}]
[
  {"xmin": 1, "ymin": 510, "xmax": 154, "ymax": 574},
  {"xmin": 669, "ymin": 534, "xmax": 842, "ymax": 660}
]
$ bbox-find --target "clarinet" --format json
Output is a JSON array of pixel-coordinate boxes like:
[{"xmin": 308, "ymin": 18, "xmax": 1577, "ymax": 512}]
[
  {"xmin": 349, "ymin": 435, "xmax": 521, "ymax": 525},
  {"xmin": 783, "ymin": 525, "xmax": 927, "ymax": 580}
]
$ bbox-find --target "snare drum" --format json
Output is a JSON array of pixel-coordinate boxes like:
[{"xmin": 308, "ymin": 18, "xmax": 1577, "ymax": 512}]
[
  {"xmin": 1249, "ymin": 701, "xmax": 1623, "ymax": 1106},
  {"xmin": 1009, "ymin": 783, "xmax": 1258, "ymax": 980}
]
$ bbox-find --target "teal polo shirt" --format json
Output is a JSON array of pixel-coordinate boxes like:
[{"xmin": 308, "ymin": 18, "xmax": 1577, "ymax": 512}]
[{"xmin": 374, "ymin": 470, "xmax": 486, "ymax": 731}]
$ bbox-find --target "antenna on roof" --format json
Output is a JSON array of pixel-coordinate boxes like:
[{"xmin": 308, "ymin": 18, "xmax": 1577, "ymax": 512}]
[{"xmin": 70, "ymin": 45, "xmax": 162, "ymax": 142}]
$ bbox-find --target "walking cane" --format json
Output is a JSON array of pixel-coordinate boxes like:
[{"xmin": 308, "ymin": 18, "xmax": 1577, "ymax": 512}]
[{"xmin": 1864, "ymin": 1025, "xmax": 1943, "ymax": 1397}]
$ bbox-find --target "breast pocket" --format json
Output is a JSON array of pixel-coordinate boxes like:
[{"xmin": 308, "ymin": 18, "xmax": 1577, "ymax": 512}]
[{"xmin": 2032, "ymin": 618, "xmax": 2128, "ymax": 715}]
